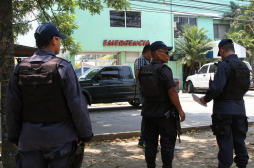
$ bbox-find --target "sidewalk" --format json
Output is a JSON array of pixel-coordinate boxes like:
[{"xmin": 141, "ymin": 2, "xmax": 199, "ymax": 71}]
[{"xmin": 82, "ymin": 123, "xmax": 254, "ymax": 168}]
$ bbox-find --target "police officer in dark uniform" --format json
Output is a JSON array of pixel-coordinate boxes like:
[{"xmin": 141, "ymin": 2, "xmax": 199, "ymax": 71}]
[
  {"xmin": 6, "ymin": 23, "xmax": 93, "ymax": 167},
  {"xmin": 200, "ymin": 39, "xmax": 249, "ymax": 168},
  {"xmin": 139, "ymin": 41, "xmax": 186, "ymax": 168}
]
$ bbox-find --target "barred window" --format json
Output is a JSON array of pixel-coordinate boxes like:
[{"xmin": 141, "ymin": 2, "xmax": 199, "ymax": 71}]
[{"xmin": 110, "ymin": 10, "xmax": 141, "ymax": 28}]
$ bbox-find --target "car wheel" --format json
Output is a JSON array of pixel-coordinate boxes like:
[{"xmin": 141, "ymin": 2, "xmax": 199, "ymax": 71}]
[
  {"xmin": 187, "ymin": 81, "xmax": 194, "ymax": 93},
  {"xmin": 128, "ymin": 100, "xmax": 141, "ymax": 106}
]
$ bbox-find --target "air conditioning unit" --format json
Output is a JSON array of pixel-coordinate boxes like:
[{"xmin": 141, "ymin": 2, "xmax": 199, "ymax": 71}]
[{"xmin": 174, "ymin": 22, "xmax": 177, "ymax": 30}]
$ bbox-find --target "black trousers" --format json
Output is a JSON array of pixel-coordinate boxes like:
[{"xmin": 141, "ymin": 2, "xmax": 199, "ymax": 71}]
[
  {"xmin": 139, "ymin": 117, "xmax": 145, "ymax": 143},
  {"xmin": 212, "ymin": 114, "xmax": 249, "ymax": 168},
  {"xmin": 144, "ymin": 116, "xmax": 176, "ymax": 167},
  {"xmin": 16, "ymin": 141, "xmax": 75, "ymax": 168}
]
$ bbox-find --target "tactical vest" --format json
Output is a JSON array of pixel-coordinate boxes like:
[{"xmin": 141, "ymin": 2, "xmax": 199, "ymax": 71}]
[
  {"xmin": 17, "ymin": 57, "xmax": 71, "ymax": 123},
  {"xmin": 217, "ymin": 57, "xmax": 250, "ymax": 100},
  {"xmin": 139, "ymin": 63, "xmax": 171, "ymax": 117}
]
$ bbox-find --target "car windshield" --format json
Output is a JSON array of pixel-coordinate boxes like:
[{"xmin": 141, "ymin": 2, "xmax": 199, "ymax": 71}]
[{"xmin": 79, "ymin": 67, "xmax": 103, "ymax": 80}]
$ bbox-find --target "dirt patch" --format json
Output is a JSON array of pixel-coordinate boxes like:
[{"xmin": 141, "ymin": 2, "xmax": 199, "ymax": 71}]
[{"xmin": 82, "ymin": 124, "xmax": 254, "ymax": 168}]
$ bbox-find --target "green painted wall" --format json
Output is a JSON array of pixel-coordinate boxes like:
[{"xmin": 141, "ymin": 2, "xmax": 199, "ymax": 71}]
[
  {"xmin": 74, "ymin": 3, "xmax": 174, "ymax": 52},
  {"xmin": 197, "ymin": 17, "xmax": 214, "ymax": 39},
  {"xmin": 168, "ymin": 61, "xmax": 183, "ymax": 89}
]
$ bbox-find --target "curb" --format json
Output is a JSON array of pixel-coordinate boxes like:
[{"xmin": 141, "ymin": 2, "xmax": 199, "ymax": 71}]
[{"xmin": 92, "ymin": 121, "xmax": 254, "ymax": 142}]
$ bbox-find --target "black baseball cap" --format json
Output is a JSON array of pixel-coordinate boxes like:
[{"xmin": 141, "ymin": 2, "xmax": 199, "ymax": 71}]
[
  {"xmin": 150, "ymin": 41, "xmax": 173, "ymax": 51},
  {"xmin": 217, "ymin": 39, "xmax": 233, "ymax": 56},
  {"xmin": 34, "ymin": 23, "xmax": 67, "ymax": 40}
]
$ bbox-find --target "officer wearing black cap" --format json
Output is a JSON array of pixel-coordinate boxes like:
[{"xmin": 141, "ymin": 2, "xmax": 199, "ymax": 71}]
[
  {"xmin": 139, "ymin": 41, "xmax": 185, "ymax": 168},
  {"xmin": 6, "ymin": 23, "xmax": 93, "ymax": 167},
  {"xmin": 200, "ymin": 39, "xmax": 250, "ymax": 168}
]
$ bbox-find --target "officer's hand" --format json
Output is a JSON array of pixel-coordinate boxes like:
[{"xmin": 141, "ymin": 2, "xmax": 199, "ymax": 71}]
[
  {"xmin": 84, "ymin": 142, "xmax": 87, "ymax": 148},
  {"xmin": 14, "ymin": 143, "xmax": 18, "ymax": 149},
  {"xmin": 200, "ymin": 97, "xmax": 207, "ymax": 105},
  {"xmin": 178, "ymin": 110, "xmax": 185, "ymax": 122}
]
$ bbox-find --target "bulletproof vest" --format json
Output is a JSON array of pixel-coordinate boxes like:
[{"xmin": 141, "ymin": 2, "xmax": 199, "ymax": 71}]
[
  {"xmin": 139, "ymin": 63, "xmax": 171, "ymax": 117},
  {"xmin": 17, "ymin": 57, "xmax": 71, "ymax": 123},
  {"xmin": 217, "ymin": 57, "xmax": 250, "ymax": 100}
]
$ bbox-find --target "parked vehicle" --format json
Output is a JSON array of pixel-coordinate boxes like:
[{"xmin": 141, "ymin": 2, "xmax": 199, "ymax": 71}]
[
  {"xmin": 186, "ymin": 63, "xmax": 215, "ymax": 93},
  {"xmin": 186, "ymin": 61, "xmax": 254, "ymax": 93},
  {"xmin": 243, "ymin": 61, "xmax": 254, "ymax": 89},
  {"xmin": 78, "ymin": 65, "xmax": 180, "ymax": 106}
]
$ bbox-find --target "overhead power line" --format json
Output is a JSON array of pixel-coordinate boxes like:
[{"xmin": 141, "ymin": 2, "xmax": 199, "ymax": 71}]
[
  {"xmin": 126, "ymin": 4, "xmax": 254, "ymax": 23},
  {"xmin": 127, "ymin": 0, "xmax": 254, "ymax": 22},
  {"xmin": 129, "ymin": 0, "xmax": 234, "ymax": 13},
  {"xmin": 130, "ymin": 0, "xmax": 254, "ymax": 13},
  {"xmin": 189, "ymin": 0, "xmax": 253, "ymax": 6}
]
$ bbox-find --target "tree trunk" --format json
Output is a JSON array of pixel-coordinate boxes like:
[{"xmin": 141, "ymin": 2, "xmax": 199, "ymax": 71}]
[
  {"xmin": 188, "ymin": 60, "xmax": 196, "ymax": 75},
  {"xmin": 0, "ymin": 0, "xmax": 17, "ymax": 167}
]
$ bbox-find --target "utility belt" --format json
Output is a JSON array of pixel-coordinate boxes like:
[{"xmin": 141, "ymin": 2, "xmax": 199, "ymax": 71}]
[
  {"xmin": 66, "ymin": 142, "xmax": 85, "ymax": 168},
  {"xmin": 210, "ymin": 114, "xmax": 230, "ymax": 136},
  {"xmin": 49, "ymin": 141, "xmax": 84, "ymax": 168},
  {"xmin": 210, "ymin": 114, "xmax": 249, "ymax": 136}
]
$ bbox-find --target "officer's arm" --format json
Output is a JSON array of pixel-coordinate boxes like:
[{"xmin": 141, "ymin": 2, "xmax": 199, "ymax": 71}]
[
  {"xmin": 59, "ymin": 62, "xmax": 93, "ymax": 142},
  {"xmin": 161, "ymin": 66, "xmax": 185, "ymax": 122},
  {"xmin": 167, "ymin": 88, "xmax": 185, "ymax": 122},
  {"xmin": 203, "ymin": 62, "xmax": 228, "ymax": 103},
  {"xmin": 6, "ymin": 66, "xmax": 23, "ymax": 144}
]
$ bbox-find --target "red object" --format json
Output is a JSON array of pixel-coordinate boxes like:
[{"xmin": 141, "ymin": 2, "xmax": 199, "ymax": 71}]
[
  {"xmin": 115, "ymin": 40, "xmax": 119, "ymax": 46},
  {"xmin": 133, "ymin": 41, "xmax": 138, "ymax": 46},
  {"xmin": 103, "ymin": 40, "xmax": 107, "ymax": 46},
  {"xmin": 119, "ymin": 40, "xmax": 124, "ymax": 46},
  {"xmin": 103, "ymin": 40, "xmax": 150, "ymax": 46},
  {"xmin": 108, "ymin": 40, "xmax": 114, "ymax": 46}
]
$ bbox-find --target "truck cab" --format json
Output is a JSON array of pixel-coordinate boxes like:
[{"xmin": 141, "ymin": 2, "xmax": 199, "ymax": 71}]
[
  {"xmin": 186, "ymin": 61, "xmax": 254, "ymax": 93},
  {"xmin": 186, "ymin": 63, "xmax": 216, "ymax": 93},
  {"xmin": 79, "ymin": 65, "xmax": 140, "ymax": 106}
]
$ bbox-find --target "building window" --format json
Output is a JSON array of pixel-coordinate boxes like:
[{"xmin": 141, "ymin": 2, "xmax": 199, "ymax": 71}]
[
  {"xmin": 213, "ymin": 24, "xmax": 230, "ymax": 39},
  {"xmin": 110, "ymin": 10, "xmax": 141, "ymax": 28},
  {"xmin": 125, "ymin": 52, "xmax": 139, "ymax": 63},
  {"xmin": 174, "ymin": 16, "xmax": 197, "ymax": 38}
]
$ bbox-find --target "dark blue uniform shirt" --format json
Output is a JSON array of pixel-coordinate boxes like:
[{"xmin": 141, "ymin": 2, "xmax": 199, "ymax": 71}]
[
  {"xmin": 151, "ymin": 59, "xmax": 176, "ymax": 90},
  {"xmin": 204, "ymin": 54, "xmax": 249, "ymax": 115},
  {"xmin": 6, "ymin": 50, "xmax": 93, "ymax": 149}
]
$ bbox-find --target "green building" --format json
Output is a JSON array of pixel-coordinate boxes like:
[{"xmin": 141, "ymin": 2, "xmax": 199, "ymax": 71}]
[{"xmin": 72, "ymin": 0, "xmax": 250, "ymax": 89}]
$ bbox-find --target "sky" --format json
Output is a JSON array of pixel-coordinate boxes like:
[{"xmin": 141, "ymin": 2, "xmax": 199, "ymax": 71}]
[{"xmin": 17, "ymin": 20, "xmax": 37, "ymax": 47}]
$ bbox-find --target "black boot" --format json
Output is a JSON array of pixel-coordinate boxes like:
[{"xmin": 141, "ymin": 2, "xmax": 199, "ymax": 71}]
[
  {"xmin": 147, "ymin": 163, "xmax": 156, "ymax": 168},
  {"xmin": 162, "ymin": 164, "xmax": 172, "ymax": 168},
  {"xmin": 237, "ymin": 166, "xmax": 246, "ymax": 168}
]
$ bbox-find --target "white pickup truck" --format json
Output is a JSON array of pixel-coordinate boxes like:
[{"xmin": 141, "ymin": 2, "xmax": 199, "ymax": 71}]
[
  {"xmin": 186, "ymin": 63, "xmax": 216, "ymax": 93},
  {"xmin": 186, "ymin": 61, "xmax": 254, "ymax": 93}
]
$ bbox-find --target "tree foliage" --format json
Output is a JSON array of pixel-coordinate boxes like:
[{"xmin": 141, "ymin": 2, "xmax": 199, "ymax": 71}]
[
  {"xmin": 225, "ymin": 1, "xmax": 254, "ymax": 63},
  {"xmin": 174, "ymin": 25, "xmax": 214, "ymax": 75},
  {"xmin": 12, "ymin": 0, "xmax": 130, "ymax": 56}
]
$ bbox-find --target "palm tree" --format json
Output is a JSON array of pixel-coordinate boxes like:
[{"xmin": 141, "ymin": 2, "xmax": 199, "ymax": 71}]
[{"xmin": 174, "ymin": 25, "xmax": 214, "ymax": 75}]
